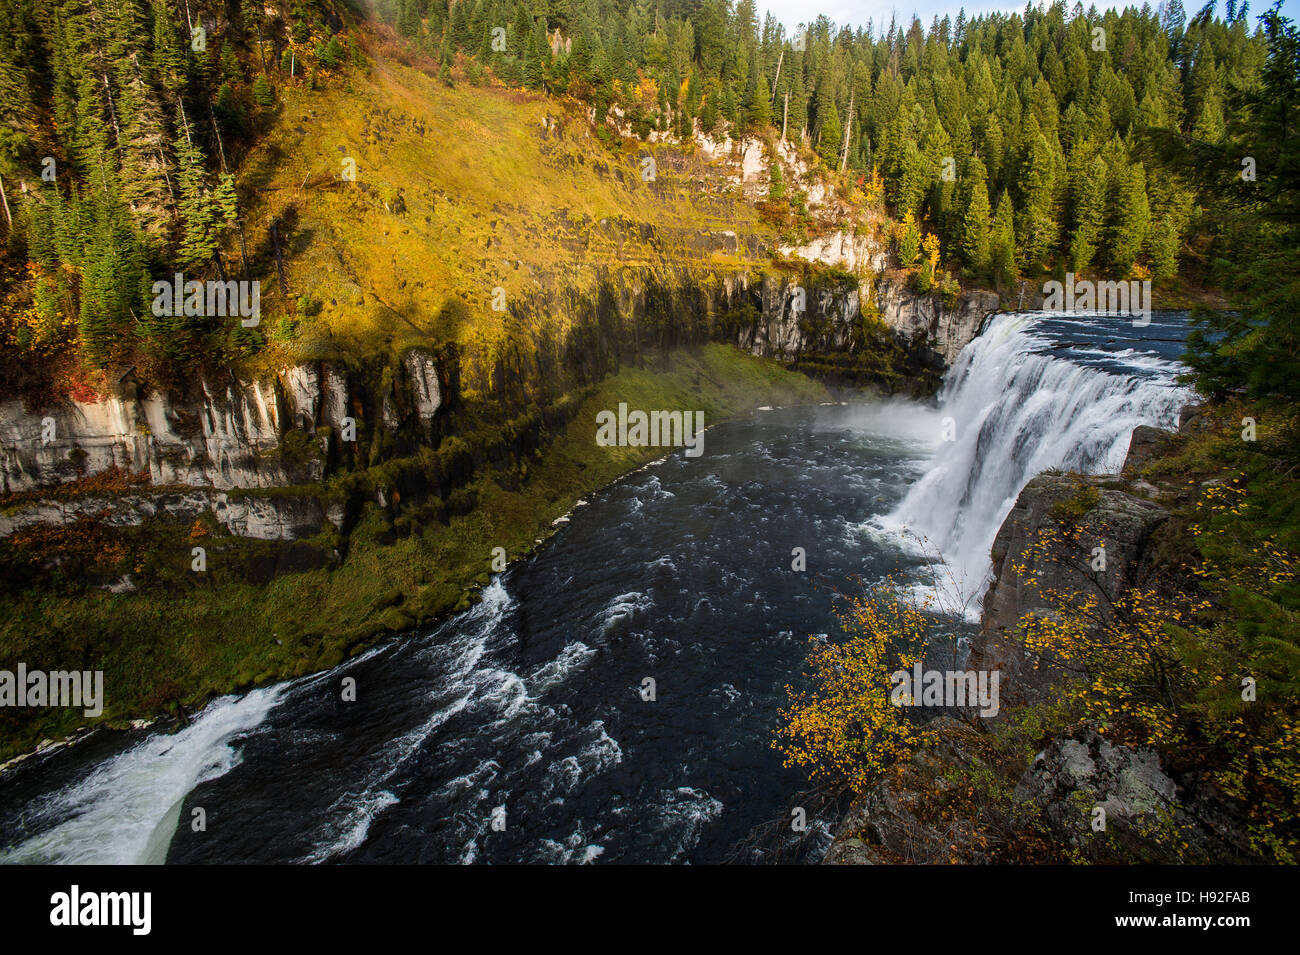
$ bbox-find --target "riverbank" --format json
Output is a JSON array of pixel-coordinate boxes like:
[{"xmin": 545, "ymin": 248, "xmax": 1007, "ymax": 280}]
[{"xmin": 0, "ymin": 344, "xmax": 831, "ymax": 765}]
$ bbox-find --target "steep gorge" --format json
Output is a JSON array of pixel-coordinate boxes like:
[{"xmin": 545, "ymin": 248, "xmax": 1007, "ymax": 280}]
[{"xmin": 0, "ymin": 41, "xmax": 1007, "ymax": 765}]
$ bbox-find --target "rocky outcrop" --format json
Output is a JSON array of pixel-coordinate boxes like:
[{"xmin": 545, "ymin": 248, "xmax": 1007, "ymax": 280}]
[
  {"xmin": 1122, "ymin": 424, "xmax": 1176, "ymax": 475},
  {"xmin": 1014, "ymin": 726, "xmax": 1175, "ymax": 850},
  {"xmin": 824, "ymin": 719, "xmax": 1257, "ymax": 864},
  {"xmin": 875, "ymin": 280, "xmax": 1000, "ymax": 366},
  {"xmin": 0, "ymin": 346, "xmax": 451, "ymax": 498},
  {"xmin": 778, "ymin": 228, "xmax": 887, "ymax": 275},
  {"xmin": 403, "ymin": 350, "xmax": 442, "ymax": 423},
  {"xmin": 972, "ymin": 472, "xmax": 1169, "ymax": 704},
  {"xmin": 766, "ymin": 230, "xmax": 1000, "ymax": 368},
  {"xmin": 0, "ymin": 347, "xmax": 449, "ymax": 541},
  {"xmin": 0, "ymin": 489, "xmax": 340, "ymax": 541},
  {"xmin": 2, "ymin": 372, "xmax": 296, "ymax": 495},
  {"xmin": 213, "ymin": 494, "xmax": 337, "ymax": 541},
  {"xmin": 1011, "ymin": 725, "xmax": 1256, "ymax": 862},
  {"xmin": 736, "ymin": 269, "xmax": 998, "ymax": 379}
]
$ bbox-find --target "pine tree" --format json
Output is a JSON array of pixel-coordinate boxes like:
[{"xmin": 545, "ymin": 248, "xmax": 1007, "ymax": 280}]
[
  {"xmin": 150, "ymin": 1, "xmax": 186, "ymax": 94},
  {"xmin": 173, "ymin": 107, "xmax": 227, "ymax": 268},
  {"xmin": 524, "ymin": 19, "xmax": 547, "ymax": 90},
  {"xmin": 898, "ymin": 212, "xmax": 921, "ymax": 266},
  {"xmin": 699, "ymin": 90, "xmax": 719, "ymax": 135},
  {"xmin": 78, "ymin": 192, "xmax": 146, "ymax": 368},
  {"xmin": 398, "ymin": 0, "xmax": 422, "ymax": 40},
  {"xmin": 253, "ymin": 74, "xmax": 274, "ymax": 106},
  {"xmin": 1184, "ymin": 7, "xmax": 1300, "ymax": 401},
  {"xmin": 962, "ymin": 156, "xmax": 992, "ymax": 271},
  {"xmin": 1016, "ymin": 125, "xmax": 1058, "ymax": 270},
  {"xmin": 768, "ymin": 162, "xmax": 786, "ymax": 201},
  {"xmin": 817, "ymin": 103, "xmax": 842, "ymax": 166},
  {"xmin": 1068, "ymin": 154, "xmax": 1107, "ymax": 272},
  {"xmin": 989, "ymin": 189, "xmax": 1018, "ymax": 282},
  {"xmin": 744, "ymin": 73, "xmax": 773, "ymax": 132},
  {"xmin": 1109, "ymin": 160, "xmax": 1150, "ymax": 274},
  {"xmin": 318, "ymin": 36, "xmax": 344, "ymax": 70}
]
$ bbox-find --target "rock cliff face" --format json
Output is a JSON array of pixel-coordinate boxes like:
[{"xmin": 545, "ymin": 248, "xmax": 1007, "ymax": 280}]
[
  {"xmin": 0, "ymin": 489, "xmax": 339, "ymax": 542},
  {"xmin": 766, "ymin": 229, "xmax": 1000, "ymax": 367},
  {"xmin": 0, "ymin": 266, "xmax": 997, "ymax": 543},
  {"xmin": 0, "ymin": 343, "xmax": 453, "ymax": 498},
  {"xmin": 0, "ymin": 346, "xmax": 448, "ymax": 543},
  {"xmin": 875, "ymin": 280, "xmax": 1000, "ymax": 366},
  {"xmin": 971, "ymin": 408, "xmax": 1214, "ymax": 704},
  {"xmin": 735, "ymin": 269, "xmax": 997, "ymax": 370},
  {"xmin": 972, "ymin": 472, "xmax": 1171, "ymax": 704},
  {"xmin": 778, "ymin": 228, "xmax": 886, "ymax": 275}
]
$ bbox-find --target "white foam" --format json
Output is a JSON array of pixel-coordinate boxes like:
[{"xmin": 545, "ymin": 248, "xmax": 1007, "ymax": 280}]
[
  {"xmin": 527, "ymin": 641, "xmax": 596, "ymax": 698},
  {"xmin": 0, "ymin": 687, "xmax": 283, "ymax": 864}
]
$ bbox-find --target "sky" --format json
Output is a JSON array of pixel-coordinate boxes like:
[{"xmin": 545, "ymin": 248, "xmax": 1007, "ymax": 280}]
[{"xmin": 756, "ymin": 0, "xmax": 1300, "ymax": 36}]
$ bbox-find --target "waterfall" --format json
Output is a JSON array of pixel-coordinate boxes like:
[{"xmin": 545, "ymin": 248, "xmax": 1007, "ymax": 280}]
[{"xmin": 883, "ymin": 310, "xmax": 1194, "ymax": 617}]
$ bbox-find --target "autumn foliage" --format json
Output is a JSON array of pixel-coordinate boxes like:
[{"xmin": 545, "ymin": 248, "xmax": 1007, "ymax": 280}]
[
  {"xmin": 774, "ymin": 584, "xmax": 930, "ymax": 794},
  {"xmin": 1014, "ymin": 479, "xmax": 1300, "ymax": 862}
]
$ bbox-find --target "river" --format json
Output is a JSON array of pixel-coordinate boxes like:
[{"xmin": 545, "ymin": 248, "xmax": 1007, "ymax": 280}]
[{"xmin": 0, "ymin": 310, "xmax": 1194, "ymax": 864}]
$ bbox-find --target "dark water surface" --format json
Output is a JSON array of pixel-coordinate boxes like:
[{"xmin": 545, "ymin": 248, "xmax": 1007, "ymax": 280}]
[
  {"xmin": 0, "ymin": 311, "xmax": 1193, "ymax": 865},
  {"xmin": 1, "ymin": 403, "xmax": 939, "ymax": 864}
]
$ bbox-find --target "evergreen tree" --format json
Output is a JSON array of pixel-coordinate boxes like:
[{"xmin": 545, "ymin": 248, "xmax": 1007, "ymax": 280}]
[
  {"xmin": 962, "ymin": 156, "xmax": 992, "ymax": 271},
  {"xmin": 1109, "ymin": 160, "xmax": 1150, "ymax": 273},
  {"xmin": 699, "ymin": 89, "xmax": 719, "ymax": 135},
  {"xmin": 524, "ymin": 19, "xmax": 547, "ymax": 90},
  {"xmin": 769, "ymin": 162, "xmax": 786, "ymax": 201},
  {"xmin": 744, "ymin": 67, "xmax": 773, "ymax": 132},
  {"xmin": 897, "ymin": 212, "xmax": 921, "ymax": 265},
  {"xmin": 1068, "ymin": 153, "xmax": 1107, "ymax": 272},
  {"xmin": 173, "ymin": 107, "xmax": 230, "ymax": 268},
  {"xmin": 989, "ymin": 189, "xmax": 1018, "ymax": 282},
  {"xmin": 1016, "ymin": 125, "xmax": 1059, "ymax": 270},
  {"xmin": 817, "ymin": 100, "xmax": 842, "ymax": 166},
  {"xmin": 1184, "ymin": 8, "xmax": 1300, "ymax": 401},
  {"xmin": 253, "ymin": 74, "xmax": 274, "ymax": 107}
]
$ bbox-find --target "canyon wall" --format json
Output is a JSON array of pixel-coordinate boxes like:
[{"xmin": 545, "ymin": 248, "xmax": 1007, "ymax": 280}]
[{"xmin": 0, "ymin": 268, "xmax": 999, "ymax": 542}]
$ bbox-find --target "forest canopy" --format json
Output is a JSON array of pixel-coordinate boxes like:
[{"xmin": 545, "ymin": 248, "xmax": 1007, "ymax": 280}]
[{"xmin": 0, "ymin": 0, "xmax": 1277, "ymax": 395}]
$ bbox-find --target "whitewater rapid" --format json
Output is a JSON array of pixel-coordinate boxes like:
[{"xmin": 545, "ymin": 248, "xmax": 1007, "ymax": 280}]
[{"xmin": 0, "ymin": 687, "xmax": 283, "ymax": 864}]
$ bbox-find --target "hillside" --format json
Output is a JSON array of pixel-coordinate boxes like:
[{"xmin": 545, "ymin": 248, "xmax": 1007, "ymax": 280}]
[
  {"xmin": 0, "ymin": 13, "xmax": 908, "ymax": 761},
  {"xmin": 229, "ymin": 32, "xmax": 874, "ymax": 384}
]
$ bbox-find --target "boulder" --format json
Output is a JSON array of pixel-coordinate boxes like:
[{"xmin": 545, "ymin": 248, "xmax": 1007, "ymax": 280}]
[
  {"xmin": 1122, "ymin": 424, "xmax": 1176, "ymax": 475},
  {"xmin": 1178, "ymin": 402, "xmax": 1213, "ymax": 435},
  {"xmin": 1014, "ymin": 725, "xmax": 1175, "ymax": 852},
  {"xmin": 1012, "ymin": 724, "xmax": 1258, "ymax": 862}
]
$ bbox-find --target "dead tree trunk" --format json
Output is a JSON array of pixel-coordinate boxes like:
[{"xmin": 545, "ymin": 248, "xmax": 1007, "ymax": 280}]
[{"xmin": 270, "ymin": 219, "xmax": 289, "ymax": 296}]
